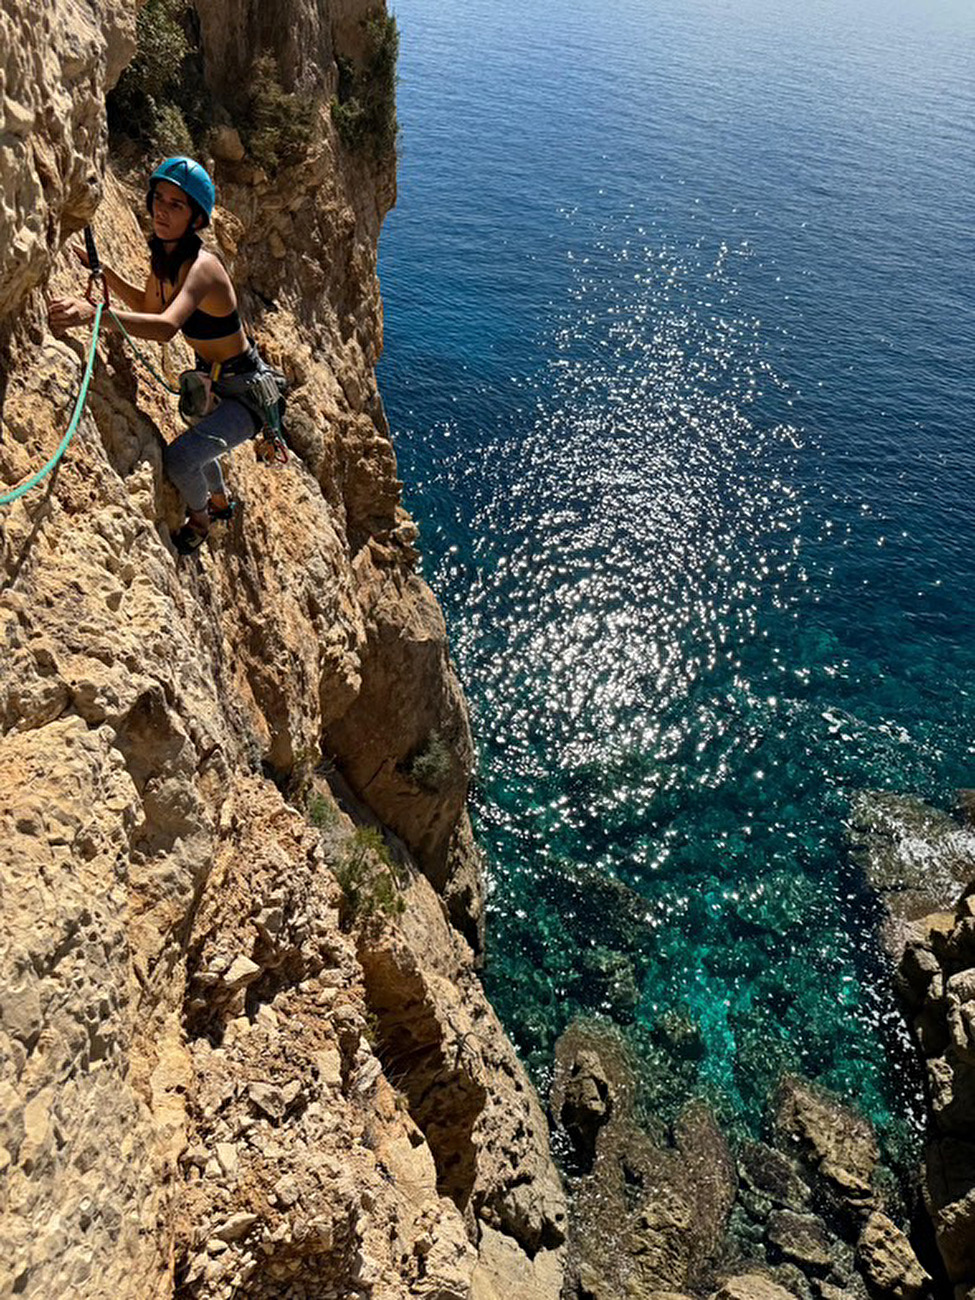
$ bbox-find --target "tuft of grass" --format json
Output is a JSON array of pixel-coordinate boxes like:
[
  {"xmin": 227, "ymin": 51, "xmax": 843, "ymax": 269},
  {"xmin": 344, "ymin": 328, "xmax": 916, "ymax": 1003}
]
[
  {"xmin": 330, "ymin": 13, "xmax": 399, "ymax": 161},
  {"xmin": 335, "ymin": 826, "xmax": 406, "ymax": 928},
  {"xmin": 408, "ymin": 730, "xmax": 453, "ymax": 792},
  {"xmin": 241, "ymin": 54, "xmax": 317, "ymax": 175},
  {"xmin": 307, "ymin": 790, "xmax": 339, "ymax": 831}
]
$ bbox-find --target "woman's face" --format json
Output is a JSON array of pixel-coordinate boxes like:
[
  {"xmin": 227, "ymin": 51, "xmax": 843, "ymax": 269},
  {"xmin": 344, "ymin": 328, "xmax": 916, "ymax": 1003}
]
[{"xmin": 152, "ymin": 180, "xmax": 196, "ymax": 241}]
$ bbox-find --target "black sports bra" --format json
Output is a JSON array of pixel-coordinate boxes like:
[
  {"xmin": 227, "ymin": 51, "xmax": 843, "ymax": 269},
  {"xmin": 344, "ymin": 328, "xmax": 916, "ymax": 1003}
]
[
  {"xmin": 155, "ymin": 273, "xmax": 242, "ymax": 341},
  {"xmin": 182, "ymin": 304, "xmax": 242, "ymax": 341}
]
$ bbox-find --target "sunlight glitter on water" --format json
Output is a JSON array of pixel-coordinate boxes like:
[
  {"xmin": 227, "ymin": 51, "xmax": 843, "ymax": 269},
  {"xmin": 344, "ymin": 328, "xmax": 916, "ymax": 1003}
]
[
  {"xmin": 390, "ymin": 209, "xmax": 936, "ymax": 1140},
  {"xmin": 379, "ymin": 0, "xmax": 975, "ymax": 1152}
]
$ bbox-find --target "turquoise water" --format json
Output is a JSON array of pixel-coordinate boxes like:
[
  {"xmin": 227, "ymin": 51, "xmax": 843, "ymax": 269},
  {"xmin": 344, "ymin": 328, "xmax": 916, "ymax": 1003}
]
[{"xmin": 377, "ymin": 0, "xmax": 975, "ymax": 1140}]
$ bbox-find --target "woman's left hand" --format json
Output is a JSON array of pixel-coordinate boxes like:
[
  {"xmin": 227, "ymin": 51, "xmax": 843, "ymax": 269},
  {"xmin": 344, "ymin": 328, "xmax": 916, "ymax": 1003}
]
[{"xmin": 48, "ymin": 296, "xmax": 96, "ymax": 333}]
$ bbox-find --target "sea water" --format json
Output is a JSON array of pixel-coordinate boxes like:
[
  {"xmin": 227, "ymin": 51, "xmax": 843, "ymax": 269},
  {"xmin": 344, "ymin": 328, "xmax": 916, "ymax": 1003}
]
[{"xmin": 377, "ymin": 0, "xmax": 975, "ymax": 1148}]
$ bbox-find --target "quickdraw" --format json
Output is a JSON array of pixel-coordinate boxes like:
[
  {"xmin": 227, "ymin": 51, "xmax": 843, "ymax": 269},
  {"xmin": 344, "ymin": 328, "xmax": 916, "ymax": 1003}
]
[
  {"xmin": 255, "ymin": 432, "xmax": 289, "ymax": 464},
  {"xmin": 84, "ymin": 225, "xmax": 109, "ymax": 307}
]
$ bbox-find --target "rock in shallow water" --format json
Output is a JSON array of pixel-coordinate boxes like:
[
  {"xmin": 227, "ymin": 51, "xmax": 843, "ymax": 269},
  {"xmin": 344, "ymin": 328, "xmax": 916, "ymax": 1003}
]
[
  {"xmin": 553, "ymin": 1020, "xmax": 736, "ymax": 1297},
  {"xmin": 711, "ymin": 1274, "xmax": 801, "ymax": 1300},
  {"xmin": 772, "ymin": 1075, "xmax": 879, "ymax": 1210},
  {"xmin": 766, "ymin": 1210, "xmax": 833, "ymax": 1273},
  {"xmin": 856, "ymin": 1211, "xmax": 930, "ymax": 1298},
  {"xmin": 740, "ymin": 1142, "xmax": 813, "ymax": 1214}
]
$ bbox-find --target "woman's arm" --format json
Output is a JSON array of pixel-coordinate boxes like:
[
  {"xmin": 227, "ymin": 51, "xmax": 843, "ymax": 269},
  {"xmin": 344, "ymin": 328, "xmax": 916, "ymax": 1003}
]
[
  {"xmin": 50, "ymin": 256, "xmax": 219, "ymax": 343},
  {"xmin": 103, "ymin": 267, "xmax": 148, "ymax": 311}
]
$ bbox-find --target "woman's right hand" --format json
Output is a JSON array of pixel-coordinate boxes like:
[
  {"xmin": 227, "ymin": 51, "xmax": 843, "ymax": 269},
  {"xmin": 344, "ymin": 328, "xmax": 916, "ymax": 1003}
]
[{"xmin": 72, "ymin": 244, "xmax": 91, "ymax": 270}]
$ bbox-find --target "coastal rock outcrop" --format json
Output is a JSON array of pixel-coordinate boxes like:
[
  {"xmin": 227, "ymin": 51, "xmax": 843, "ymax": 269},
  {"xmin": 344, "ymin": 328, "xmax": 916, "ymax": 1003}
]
[
  {"xmin": 551, "ymin": 1024, "xmax": 933, "ymax": 1300},
  {"xmin": 891, "ymin": 882, "xmax": 975, "ymax": 1291},
  {"xmin": 855, "ymin": 788, "xmax": 975, "ymax": 1295},
  {"xmin": 0, "ymin": 0, "xmax": 565, "ymax": 1295}
]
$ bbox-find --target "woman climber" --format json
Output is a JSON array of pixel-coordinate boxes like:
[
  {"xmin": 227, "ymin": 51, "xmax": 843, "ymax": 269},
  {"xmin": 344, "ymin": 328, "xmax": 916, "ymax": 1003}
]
[{"xmin": 48, "ymin": 156, "xmax": 283, "ymax": 554}]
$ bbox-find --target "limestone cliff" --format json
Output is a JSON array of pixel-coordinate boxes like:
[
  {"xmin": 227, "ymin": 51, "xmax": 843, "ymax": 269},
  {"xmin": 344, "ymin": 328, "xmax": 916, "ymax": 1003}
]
[{"xmin": 0, "ymin": 1, "xmax": 566, "ymax": 1295}]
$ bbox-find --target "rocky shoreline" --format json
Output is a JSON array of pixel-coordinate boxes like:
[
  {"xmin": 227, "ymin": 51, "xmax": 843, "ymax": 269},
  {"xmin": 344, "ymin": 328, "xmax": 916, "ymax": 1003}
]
[
  {"xmin": 550, "ymin": 1022, "xmax": 932, "ymax": 1300},
  {"xmin": 540, "ymin": 790, "xmax": 975, "ymax": 1300}
]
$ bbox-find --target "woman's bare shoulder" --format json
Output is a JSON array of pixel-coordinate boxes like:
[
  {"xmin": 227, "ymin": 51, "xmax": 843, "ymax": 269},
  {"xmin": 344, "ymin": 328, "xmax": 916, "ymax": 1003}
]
[{"xmin": 194, "ymin": 248, "xmax": 231, "ymax": 281}]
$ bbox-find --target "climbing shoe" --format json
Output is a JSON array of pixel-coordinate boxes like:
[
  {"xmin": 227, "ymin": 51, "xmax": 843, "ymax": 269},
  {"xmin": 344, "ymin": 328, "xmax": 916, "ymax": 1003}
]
[{"xmin": 172, "ymin": 523, "xmax": 209, "ymax": 555}]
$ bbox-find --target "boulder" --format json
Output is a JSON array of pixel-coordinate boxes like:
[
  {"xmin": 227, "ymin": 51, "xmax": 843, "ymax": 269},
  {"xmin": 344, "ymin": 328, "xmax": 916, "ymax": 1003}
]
[
  {"xmin": 557, "ymin": 1047, "xmax": 612, "ymax": 1172},
  {"xmin": 470, "ymin": 1225, "xmax": 563, "ymax": 1300},
  {"xmin": 712, "ymin": 1274, "xmax": 800, "ymax": 1300},
  {"xmin": 926, "ymin": 1054, "xmax": 975, "ymax": 1134},
  {"xmin": 773, "ymin": 1076, "xmax": 878, "ymax": 1208},
  {"xmin": 855, "ymin": 1212, "xmax": 930, "ymax": 1299}
]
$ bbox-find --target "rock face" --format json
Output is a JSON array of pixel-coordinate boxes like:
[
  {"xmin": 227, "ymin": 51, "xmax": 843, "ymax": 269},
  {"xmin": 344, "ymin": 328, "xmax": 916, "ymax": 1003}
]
[
  {"xmin": 892, "ymin": 876, "xmax": 975, "ymax": 1293},
  {"xmin": 0, "ymin": 0, "xmax": 135, "ymax": 323},
  {"xmin": 0, "ymin": 1, "xmax": 565, "ymax": 1296}
]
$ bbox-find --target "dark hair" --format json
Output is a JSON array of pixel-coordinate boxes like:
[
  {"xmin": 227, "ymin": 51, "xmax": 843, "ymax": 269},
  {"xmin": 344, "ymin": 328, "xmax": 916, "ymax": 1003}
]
[{"xmin": 148, "ymin": 193, "xmax": 205, "ymax": 293}]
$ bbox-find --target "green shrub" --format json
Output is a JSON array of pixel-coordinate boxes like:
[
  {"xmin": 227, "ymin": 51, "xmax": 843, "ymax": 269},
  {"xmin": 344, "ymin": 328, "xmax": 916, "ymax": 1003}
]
[
  {"xmin": 408, "ymin": 730, "xmax": 453, "ymax": 792},
  {"xmin": 330, "ymin": 13, "xmax": 399, "ymax": 160},
  {"xmin": 241, "ymin": 54, "xmax": 317, "ymax": 174},
  {"xmin": 307, "ymin": 790, "xmax": 339, "ymax": 830},
  {"xmin": 152, "ymin": 102, "xmax": 196, "ymax": 158},
  {"xmin": 127, "ymin": 0, "xmax": 189, "ymax": 101},
  {"xmin": 107, "ymin": 0, "xmax": 209, "ymax": 150},
  {"xmin": 335, "ymin": 826, "xmax": 405, "ymax": 927}
]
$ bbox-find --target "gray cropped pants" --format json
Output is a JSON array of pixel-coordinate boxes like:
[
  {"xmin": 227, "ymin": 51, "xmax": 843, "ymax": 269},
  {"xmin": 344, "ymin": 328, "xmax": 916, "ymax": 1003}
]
[{"xmin": 164, "ymin": 399, "xmax": 259, "ymax": 513}]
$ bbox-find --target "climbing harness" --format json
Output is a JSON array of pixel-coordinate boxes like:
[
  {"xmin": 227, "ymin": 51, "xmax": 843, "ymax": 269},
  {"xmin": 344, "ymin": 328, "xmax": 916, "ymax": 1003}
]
[{"xmin": 178, "ymin": 348, "xmax": 289, "ymax": 463}]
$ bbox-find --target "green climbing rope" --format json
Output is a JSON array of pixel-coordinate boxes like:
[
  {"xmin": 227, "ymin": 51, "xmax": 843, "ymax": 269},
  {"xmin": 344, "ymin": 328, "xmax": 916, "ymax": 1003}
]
[
  {"xmin": 0, "ymin": 302, "xmax": 106, "ymax": 508},
  {"xmin": 0, "ymin": 300, "xmax": 187, "ymax": 508},
  {"xmin": 106, "ymin": 309, "xmax": 180, "ymax": 395}
]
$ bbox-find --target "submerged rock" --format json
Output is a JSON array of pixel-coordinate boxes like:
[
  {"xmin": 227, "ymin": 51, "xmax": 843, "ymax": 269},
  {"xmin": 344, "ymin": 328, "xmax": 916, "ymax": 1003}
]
[
  {"xmin": 553, "ymin": 1021, "xmax": 735, "ymax": 1297},
  {"xmin": 711, "ymin": 1274, "xmax": 801, "ymax": 1300},
  {"xmin": 849, "ymin": 790, "xmax": 975, "ymax": 958},
  {"xmin": 739, "ymin": 1142, "xmax": 813, "ymax": 1214},
  {"xmin": 766, "ymin": 1210, "xmax": 833, "ymax": 1273}
]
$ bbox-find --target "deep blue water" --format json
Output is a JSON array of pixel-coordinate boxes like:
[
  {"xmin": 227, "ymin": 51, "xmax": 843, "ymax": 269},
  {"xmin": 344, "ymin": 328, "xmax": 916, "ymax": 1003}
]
[{"xmin": 377, "ymin": 0, "xmax": 975, "ymax": 1144}]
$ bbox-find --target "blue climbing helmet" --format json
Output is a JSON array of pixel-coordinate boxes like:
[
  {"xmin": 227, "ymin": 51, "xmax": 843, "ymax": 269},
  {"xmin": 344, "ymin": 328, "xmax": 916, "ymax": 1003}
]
[{"xmin": 146, "ymin": 156, "xmax": 216, "ymax": 227}]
